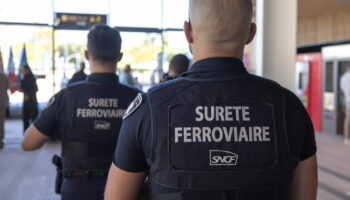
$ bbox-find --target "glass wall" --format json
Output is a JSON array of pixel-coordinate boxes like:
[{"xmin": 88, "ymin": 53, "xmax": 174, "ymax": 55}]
[
  {"xmin": 110, "ymin": 0, "xmax": 162, "ymax": 28},
  {"xmin": 54, "ymin": 0, "xmax": 109, "ymax": 14},
  {"xmin": 118, "ymin": 32, "xmax": 162, "ymax": 90},
  {"xmin": 0, "ymin": 25, "xmax": 53, "ymax": 109},
  {"xmin": 0, "ymin": 0, "xmax": 53, "ymax": 24},
  {"xmin": 163, "ymin": 31, "xmax": 191, "ymax": 74},
  {"xmin": 0, "ymin": 0, "xmax": 192, "ymax": 107},
  {"xmin": 0, "ymin": 0, "xmax": 189, "ymax": 28},
  {"xmin": 53, "ymin": 30, "xmax": 88, "ymax": 93},
  {"xmin": 163, "ymin": 0, "xmax": 189, "ymax": 29}
]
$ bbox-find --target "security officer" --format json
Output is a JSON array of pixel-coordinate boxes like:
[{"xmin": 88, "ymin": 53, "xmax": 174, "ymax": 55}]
[
  {"xmin": 160, "ymin": 54, "xmax": 190, "ymax": 82},
  {"xmin": 105, "ymin": 0, "xmax": 318, "ymax": 200},
  {"xmin": 21, "ymin": 25, "xmax": 138, "ymax": 200}
]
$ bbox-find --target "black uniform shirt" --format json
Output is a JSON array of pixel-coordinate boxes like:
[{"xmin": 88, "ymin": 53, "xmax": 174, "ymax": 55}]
[
  {"xmin": 34, "ymin": 73, "xmax": 136, "ymax": 137},
  {"xmin": 113, "ymin": 57, "xmax": 317, "ymax": 188}
]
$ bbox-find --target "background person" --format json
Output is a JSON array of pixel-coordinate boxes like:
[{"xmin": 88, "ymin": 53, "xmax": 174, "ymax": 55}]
[
  {"xmin": 21, "ymin": 25, "xmax": 139, "ymax": 200},
  {"xmin": 104, "ymin": 0, "xmax": 318, "ymax": 200},
  {"xmin": 119, "ymin": 64, "xmax": 134, "ymax": 87},
  {"xmin": 68, "ymin": 62, "xmax": 87, "ymax": 85},
  {"xmin": 160, "ymin": 54, "xmax": 190, "ymax": 82},
  {"xmin": 340, "ymin": 66, "xmax": 350, "ymax": 145},
  {"xmin": 20, "ymin": 64, "xmax": 38, "ymax": 132}
]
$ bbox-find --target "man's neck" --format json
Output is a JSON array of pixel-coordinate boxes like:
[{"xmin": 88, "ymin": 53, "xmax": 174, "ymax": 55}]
[
  {"xmin": 89, "ymin": 62, "xmax": 117, "ymax": 74},
  {"xmin": 191, "ymin": 49, "xmax": 243, "ymax": 64}
]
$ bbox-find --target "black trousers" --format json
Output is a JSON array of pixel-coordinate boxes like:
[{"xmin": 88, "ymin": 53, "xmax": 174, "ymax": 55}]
[
  {"xmin": 22, "ymin": 98, "xmax": 38, "ymax": 132},
  {"xmin": 61, "ymin": 177, "xmax": 107, "ymax": 200}
]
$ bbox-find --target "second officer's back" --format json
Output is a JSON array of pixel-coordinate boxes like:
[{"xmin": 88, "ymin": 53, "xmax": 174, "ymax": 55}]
[{"xmin": 21, "ymin": 25, "xmax": 138, "ymax": 200}]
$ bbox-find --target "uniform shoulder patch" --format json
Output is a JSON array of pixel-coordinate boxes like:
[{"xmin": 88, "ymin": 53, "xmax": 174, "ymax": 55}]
[
  {"xmin": 44, "ymin": 96, "xmax": 55, "ymax": 110},
  {"xmin": 123, "ymin": 93, "xmax": 143, "ymax": 119}
]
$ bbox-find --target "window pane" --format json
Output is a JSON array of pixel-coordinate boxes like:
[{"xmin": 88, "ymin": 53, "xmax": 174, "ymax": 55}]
[
  {"xmin": 0, "ymin": 0, "xmax": 52, "ymax": 24},
  {"xmin": 0, "ymin": 25, "xmax": 53, "ymax": 107},
  {"xmin": 163, "ymin": 0, "xmax": 189, "ymax": 28},
  {"xmin": 54, "ymin": 0, "xmax": 109, "ymax": 14},
  {"xmin": 325, "ymin": 62, "xmax": 334, "ymax": 92},
  {"xmin": 110, "ymin": 0, "xmax": 162, "ymax": 28},
  {"xmin": 119, "ymin": 32, "xmax": 162, "ymax": 90},
  {"xmin": 54, "ymin": 30, "xmax": 88, "ymax": 93},
  {"xmin": 163, "ymin": 31, "xmax": 191, "ymax": 63}
]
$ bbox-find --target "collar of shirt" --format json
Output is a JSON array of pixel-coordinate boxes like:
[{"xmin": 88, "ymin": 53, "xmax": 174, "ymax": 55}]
[
  {"xmin": 86, "ymin": 73, "xmax": 119, "ymax": 84},
  {"xmin": 182, "ymin": 57, "xmax": 248, "ymax": 81}
]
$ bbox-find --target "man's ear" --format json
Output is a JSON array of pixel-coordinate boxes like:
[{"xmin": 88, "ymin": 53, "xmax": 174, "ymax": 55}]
[
  {"xmin": 84, "ymin": 50, "xmax": 90, "ymax": 60},
  {"xmin": 184, "ymin": 21, "xmax": 194, "ymax": 44},
  {"xmin": 246, "ymin": 23, "xmax": 257, "ymax": 45},
  {"xmin": 117, "ymin": 53, "xmax": 123, "ymax": 62}
]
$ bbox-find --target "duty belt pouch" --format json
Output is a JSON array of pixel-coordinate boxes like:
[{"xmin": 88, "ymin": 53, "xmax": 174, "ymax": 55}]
[{"xmin": 52, "ymin": 155, "xmax": 63, "ymax": 194}]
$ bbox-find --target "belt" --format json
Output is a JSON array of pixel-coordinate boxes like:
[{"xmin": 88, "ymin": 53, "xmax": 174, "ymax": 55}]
[
  {"xmin": 62, "ymin": 170, "xmax": 108, "ymax": 179},
  {"xmin": 148, "ymin": 193, "xmax": 182, "ymax": 200}
]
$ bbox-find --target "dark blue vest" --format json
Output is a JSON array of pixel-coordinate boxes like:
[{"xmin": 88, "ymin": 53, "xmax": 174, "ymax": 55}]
[
  {"xmin": 146, "ymin": 73, "xmax": 298, "ymax": 200},
  {"xmin": 61, "ymin": 75, "xmax": 137, "ymax": 172}
]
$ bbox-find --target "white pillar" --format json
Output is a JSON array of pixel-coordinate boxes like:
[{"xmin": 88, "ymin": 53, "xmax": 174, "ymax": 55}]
[{"xmin": 255, "ymin": 0, "xmax": 297, "ymax": 91}]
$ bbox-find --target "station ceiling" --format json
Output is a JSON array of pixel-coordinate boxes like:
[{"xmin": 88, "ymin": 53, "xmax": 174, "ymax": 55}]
[
  {"xmin": 252, "ymin": 0, "xmax": 350, "ymax": 18},
  {"xmin": 298, "ymin": 0, "xmax": 350, "ymax": 17}
]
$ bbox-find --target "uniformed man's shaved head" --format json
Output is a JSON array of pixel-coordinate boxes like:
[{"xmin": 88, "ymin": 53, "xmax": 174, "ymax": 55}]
[{"xmin": 186, "ymin": 0, "xmax": 254, "ymax": 58}]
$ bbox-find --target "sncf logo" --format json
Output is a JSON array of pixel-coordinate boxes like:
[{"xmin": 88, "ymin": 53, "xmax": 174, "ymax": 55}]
[
  {"xmin": 94, "ymin": 121, "xmax": 111, "ymax": 130},
  {"xmin": 210, "ymin": 150, "xmax": 238, "ymax": 166}
]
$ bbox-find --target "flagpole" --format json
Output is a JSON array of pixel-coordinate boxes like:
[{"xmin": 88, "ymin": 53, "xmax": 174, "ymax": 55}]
[{"xmin": 52, "ymin": 0, "xmax": 56, "ymax": 94}]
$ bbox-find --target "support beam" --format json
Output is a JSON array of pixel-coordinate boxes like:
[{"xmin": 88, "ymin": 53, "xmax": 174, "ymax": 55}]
[{"xmin": 255, "ymin": 0, "xmax": 297, "ymax": 91}]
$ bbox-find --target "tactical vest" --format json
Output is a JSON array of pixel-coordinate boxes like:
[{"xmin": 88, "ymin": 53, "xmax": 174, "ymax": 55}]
[
  {"xmin": 61, "ymin": 81, "xmax": 136, "ymax": 172},
  {"xmin": 147, "ymin": 74, "xmax": 299, "ymax": 200}
]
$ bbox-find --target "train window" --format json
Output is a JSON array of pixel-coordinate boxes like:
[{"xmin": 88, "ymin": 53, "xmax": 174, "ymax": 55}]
[
  {"xmin": 298, "ymin": 72, "xmax": 307, "ymax": 90},
  {"xmin": 325, "ymin": 62, "xmax": 334, "ymax": 92}
]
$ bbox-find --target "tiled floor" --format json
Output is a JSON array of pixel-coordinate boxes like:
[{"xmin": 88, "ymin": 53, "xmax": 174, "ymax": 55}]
[
  {"xmin": 0, "ymin": 119, "xmax": 350, "ymax": 199},
  {"xmin": 316, "ymin": 132, "xmax": 350, "ymax": 200},
  {"xmin": 0, "ymin": 119, "xmax": 60, "ymax": 200}
]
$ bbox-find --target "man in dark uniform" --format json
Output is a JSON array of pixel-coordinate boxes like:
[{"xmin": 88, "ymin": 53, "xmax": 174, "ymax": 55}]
[
  {"xmin": 68, "ymin": 62, "xmax": 87, "ymax": 85},
  {"xmin": 21, "ymin": 25, "xmax": 138, "ymax": 200},
  {"xmin": 105, "ymin": 0, "xmax": 318, "ymax": 200},
  {"xmin": 160, "ymin": 54, "xmax": 190, "ymax": 82},
  {"xmin": 20, "ymin": 64, "xmax": 39, "ymax": 132}
]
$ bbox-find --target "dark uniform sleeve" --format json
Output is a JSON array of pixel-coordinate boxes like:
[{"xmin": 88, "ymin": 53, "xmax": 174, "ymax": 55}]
[
  {"xmin": 113, "ymin": 99, "xmax": 151, "ymax": 172},
  {"xmin": 33, "ymin": 90, "xmax": 66, "ymax": 137},
  {"xmin": 284, "ymin": 89, "xmax": 317, "ymax": 161}
]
